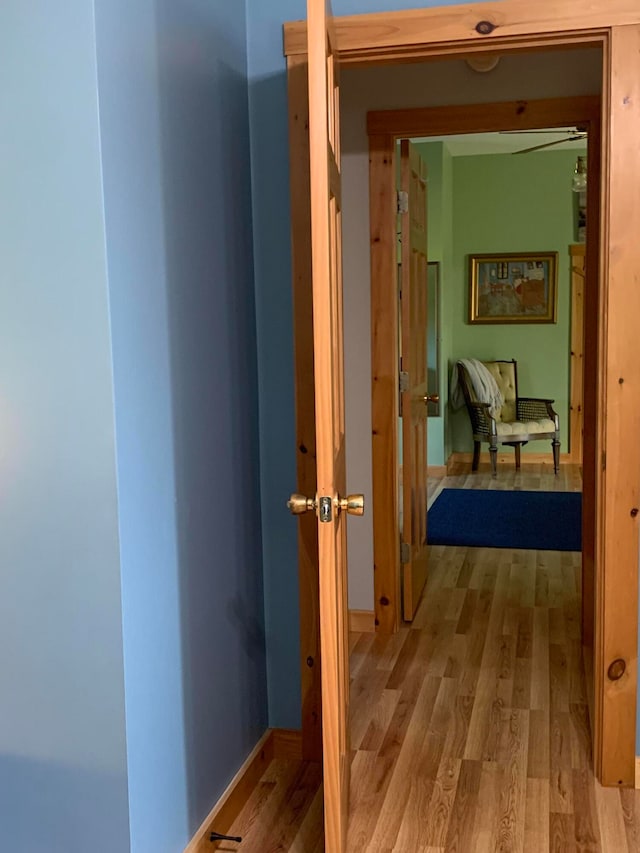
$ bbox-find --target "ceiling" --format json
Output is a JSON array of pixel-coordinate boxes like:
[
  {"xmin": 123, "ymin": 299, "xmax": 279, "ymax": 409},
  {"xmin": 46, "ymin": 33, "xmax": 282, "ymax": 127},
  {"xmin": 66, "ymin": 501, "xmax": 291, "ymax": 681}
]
[{"xmin": 412, "ymin": 129, "xmax": 588, "ymax": 157}]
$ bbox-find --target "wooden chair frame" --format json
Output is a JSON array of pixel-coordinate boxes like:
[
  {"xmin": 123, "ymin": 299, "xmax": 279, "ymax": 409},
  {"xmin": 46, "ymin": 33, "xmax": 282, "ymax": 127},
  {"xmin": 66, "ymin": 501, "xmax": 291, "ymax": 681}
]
[
  {"xmin": 285, "ymin": 0, "xmax": 640, "ymax": 791},
  {"xmin": 457, "ymin": 358, "xmax": 561, "ymax": 476}
]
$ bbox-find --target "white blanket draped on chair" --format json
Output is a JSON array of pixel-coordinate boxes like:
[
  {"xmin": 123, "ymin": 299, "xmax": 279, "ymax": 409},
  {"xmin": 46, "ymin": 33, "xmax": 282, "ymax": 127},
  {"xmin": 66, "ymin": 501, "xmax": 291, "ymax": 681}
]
[{"xmin": 450, "ymin": 358, "xmax": 504, "ymax": 417}]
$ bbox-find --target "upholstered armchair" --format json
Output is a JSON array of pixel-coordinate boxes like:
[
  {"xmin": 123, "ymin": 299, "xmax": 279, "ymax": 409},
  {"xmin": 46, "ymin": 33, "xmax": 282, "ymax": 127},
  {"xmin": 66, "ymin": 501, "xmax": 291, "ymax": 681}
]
[{"xmin": 457, "ymin": 359, "xmax": 560, "ymax": 477}]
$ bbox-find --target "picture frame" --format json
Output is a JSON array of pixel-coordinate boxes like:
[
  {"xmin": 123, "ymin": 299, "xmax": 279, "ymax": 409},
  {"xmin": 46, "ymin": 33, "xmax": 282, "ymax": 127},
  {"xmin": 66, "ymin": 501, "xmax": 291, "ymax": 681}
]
[{"xmin": 469, "ymin": 251, "xmax": 558, "ymax": 324}]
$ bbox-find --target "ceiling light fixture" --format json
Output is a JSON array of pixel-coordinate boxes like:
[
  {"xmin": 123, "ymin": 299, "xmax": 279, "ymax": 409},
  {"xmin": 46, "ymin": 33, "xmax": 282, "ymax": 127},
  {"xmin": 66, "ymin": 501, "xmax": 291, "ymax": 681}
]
[{"xmin": 465, "ymin": 54, "xmax": 500, "ymax": 73}]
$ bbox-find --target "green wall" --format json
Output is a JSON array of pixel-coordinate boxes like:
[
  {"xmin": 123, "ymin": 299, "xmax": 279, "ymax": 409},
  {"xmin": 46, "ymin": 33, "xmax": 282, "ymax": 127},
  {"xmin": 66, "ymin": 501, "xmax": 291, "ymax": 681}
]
[
  {"xmin": 414, "ymin": 142, "xmax": 454, "ymax": 466},
  {"xmin": 416, "ymin": 143, "xmax": 583, "ymax": 461},
  {"xmin": 450, "ymin": 149, "xmax": 582, "ymax": 454}
]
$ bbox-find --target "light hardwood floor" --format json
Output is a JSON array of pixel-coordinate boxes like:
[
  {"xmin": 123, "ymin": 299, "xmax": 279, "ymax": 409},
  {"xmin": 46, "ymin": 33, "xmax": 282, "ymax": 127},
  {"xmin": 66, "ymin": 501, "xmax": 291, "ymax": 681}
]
[{"xmin": 223, "ymin": 464, "xmax": 640, "ymax": 852}]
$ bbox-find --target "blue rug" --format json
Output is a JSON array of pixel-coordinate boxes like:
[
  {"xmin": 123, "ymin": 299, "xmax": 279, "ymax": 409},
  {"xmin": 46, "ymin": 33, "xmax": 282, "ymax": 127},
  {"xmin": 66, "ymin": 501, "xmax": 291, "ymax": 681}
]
[{"xmin": 427, "ymin": 489, "xmax": 582, "ymax": 552}]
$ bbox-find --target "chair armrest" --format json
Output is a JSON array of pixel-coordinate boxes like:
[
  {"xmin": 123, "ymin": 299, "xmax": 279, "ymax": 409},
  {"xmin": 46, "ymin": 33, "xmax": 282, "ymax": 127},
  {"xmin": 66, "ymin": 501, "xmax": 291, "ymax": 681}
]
[
  {"xmin": 517, "ymin": 396, "xmax": 559, "ymax": 427},
  {"xmin": 467, "ymin": 401, "xmax": 496, "ymax": 437}
]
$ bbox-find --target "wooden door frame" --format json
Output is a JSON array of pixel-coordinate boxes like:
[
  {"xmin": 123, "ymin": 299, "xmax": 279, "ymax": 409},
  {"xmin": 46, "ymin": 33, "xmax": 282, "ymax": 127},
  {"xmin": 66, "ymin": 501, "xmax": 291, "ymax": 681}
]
[
  {"xmin": 285, "ymin": 0, "xmax": 640, "ymax": 789},
  {"xmin": 369, "ymin": 96, "xmax": 601, "ymax": 640}
]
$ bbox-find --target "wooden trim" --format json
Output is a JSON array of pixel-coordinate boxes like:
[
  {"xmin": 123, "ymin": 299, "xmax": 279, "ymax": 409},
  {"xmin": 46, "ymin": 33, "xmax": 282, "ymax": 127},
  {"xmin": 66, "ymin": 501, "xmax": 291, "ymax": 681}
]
[
  {"xmin": 367, "ymin": 96, "xmax": 601, "ymax": 139},
  {"xmin": 271, "ymin": 728, "xmax": 304, "ymax": 761},
  {"xmin": 581, "ymin": 82, "xmax": 602, "ymax": 658},
  {"xmin": 287, "ymin": 54, "xmax": 323, "ymax": 763},
  {"xmin": 288, "ymin": 33, "xmax": 610, "ymax": 69},
  {"xmin": 636, "ymin": 756, "xmax": 640, "ymax": 790},
  {"xmin": 400, "ymin": 464, "xmax": 448, "ymax": 483},
  {"xmin": 447, "ymin": 451, "xmax": 572, "ymax": 472},
  {"xmin": 427, "ymin": 465, "xmax": 447, "ymax": 478},
  {"xmin": 593, "ymin": 23, "xmax": 640, "ymax": 788},
  {"xmin": 284, "ymin": 0, "xmax": 640, "ymax": 61},
  {"xmin": 348, "ymin": 609, "xmax": 376, "ymax": 633},
  {"xmin": 370, "ymin": 131, "xmax": 399, "ymax": 635},
  {"xmin": 183, "ymin": 730, "xmax": 274, "ymax": 852},
  {"xmin": 569, "ymin": 244, "xmax": 586, "ymax": 465}
]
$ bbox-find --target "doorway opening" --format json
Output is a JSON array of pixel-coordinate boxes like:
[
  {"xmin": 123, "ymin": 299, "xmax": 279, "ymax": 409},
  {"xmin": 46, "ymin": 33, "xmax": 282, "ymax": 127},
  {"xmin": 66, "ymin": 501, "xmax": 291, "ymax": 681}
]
[
  {"xmin": 346, "ymin": 80, "xmax": 601, "ymax": 844},
  {"xmin": 393, "ymin": 126, "xmax": 589, "ymax": 625}
]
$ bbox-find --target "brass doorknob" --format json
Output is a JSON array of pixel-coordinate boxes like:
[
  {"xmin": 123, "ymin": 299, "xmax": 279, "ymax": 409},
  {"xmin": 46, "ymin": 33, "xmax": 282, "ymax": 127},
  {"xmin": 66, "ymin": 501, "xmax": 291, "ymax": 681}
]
[
  {"xmin": 338, "ymin": 494, "xmax": 365, "ymax": 516},
  {"xmin": 287, "ymin": 494, "xmax": 316, "ymax": 515},
  {"xmin": 423, "ymin": 394, "xmax": 440, "ymax": 404}
]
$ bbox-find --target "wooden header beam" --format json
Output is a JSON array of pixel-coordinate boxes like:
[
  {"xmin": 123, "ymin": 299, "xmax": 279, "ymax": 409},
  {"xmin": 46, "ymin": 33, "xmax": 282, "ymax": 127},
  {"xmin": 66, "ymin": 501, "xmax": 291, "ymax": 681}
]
[
  {"xmin": 367, "ymin": 95, "xmax": 601, "ymax": 139},
  {"xmin": 284, "ymin": 0, "xmax": 640, "ymax": 60}
]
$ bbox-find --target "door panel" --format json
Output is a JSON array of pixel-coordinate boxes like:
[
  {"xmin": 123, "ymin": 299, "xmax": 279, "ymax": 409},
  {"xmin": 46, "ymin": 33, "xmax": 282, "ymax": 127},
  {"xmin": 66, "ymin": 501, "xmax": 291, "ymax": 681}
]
[
  {"xmin": 400, "ymin": 140, "xmax": 429, "ymax": 622},
  {"xmin": 307, "ymin": 0, "xmax": 350, "ymax": 848}
]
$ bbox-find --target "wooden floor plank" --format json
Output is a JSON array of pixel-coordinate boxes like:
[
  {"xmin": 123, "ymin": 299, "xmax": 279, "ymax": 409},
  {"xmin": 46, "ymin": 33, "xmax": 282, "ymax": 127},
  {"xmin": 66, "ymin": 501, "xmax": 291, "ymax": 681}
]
[
  {"xmin": 224, "ymin": 465, "xmax": 640, "ymax": 851},
  {"xmin": 525, "ymin": 777, "xmax": 550, "ymax": 852}
]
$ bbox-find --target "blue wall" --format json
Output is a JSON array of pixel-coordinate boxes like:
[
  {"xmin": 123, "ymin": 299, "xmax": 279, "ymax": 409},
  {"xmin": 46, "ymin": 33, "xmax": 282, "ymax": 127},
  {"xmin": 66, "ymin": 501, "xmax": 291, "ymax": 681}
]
[
  {"xmin": 1, "ymin": 1, "xmax": 267, "ymax": 851},
  {"xmin": 95, "ymin": 0, "xmax": 267, "ymax": 849},
  {"xmin": 0, "ymin": 2, "xmax": 130, "ymax": 851},
  {"xmin": 246, "ymin": 0, "xmax": 477, "ymax": 728}
]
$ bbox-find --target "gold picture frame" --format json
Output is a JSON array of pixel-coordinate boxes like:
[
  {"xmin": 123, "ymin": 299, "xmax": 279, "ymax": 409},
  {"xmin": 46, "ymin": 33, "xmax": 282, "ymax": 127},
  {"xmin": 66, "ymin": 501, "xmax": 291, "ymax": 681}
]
[{"xmin": 469, "ymin": 251, "xmax": 558, "ymax": 324}]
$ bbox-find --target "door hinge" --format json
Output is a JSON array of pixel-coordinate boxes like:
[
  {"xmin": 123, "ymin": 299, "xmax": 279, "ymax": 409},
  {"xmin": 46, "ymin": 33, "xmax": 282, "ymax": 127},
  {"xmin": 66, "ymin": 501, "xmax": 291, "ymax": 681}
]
[
  {"xmin": 400, "ymin": 541, "xmax": 410, "ymax": 564},
  {"xmin": 399, "ymin": 371, "xmax": 410, "ymax": 393},
  {"xmin": 397, "ymin": 190, "xmax": 409, "ymax": 214}
]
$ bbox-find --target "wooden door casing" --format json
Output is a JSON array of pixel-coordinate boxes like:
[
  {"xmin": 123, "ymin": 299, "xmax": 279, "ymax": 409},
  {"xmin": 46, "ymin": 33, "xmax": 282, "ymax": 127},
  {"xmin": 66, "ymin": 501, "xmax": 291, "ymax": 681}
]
[
  {"xmin": 400, "ymin": 141, "xmax": 429, "ymax": 621},
  {"xmin": 569, "ymin": 244, "xmax": 585, "ymax": 466}
]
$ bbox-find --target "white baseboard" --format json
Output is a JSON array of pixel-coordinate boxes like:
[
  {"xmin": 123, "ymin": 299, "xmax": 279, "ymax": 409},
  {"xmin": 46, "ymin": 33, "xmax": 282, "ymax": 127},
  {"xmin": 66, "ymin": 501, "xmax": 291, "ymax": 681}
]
[{"xmin": 447, "ymin": 450, "xmax": 572, "ymax": 471}]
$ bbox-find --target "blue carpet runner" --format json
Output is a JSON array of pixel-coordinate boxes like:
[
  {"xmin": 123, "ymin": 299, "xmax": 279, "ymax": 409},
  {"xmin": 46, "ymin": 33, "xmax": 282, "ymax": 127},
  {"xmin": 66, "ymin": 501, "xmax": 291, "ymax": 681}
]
[{"xmin": 427, "ymin": 489, "xmax": 582, "ymax": 552}]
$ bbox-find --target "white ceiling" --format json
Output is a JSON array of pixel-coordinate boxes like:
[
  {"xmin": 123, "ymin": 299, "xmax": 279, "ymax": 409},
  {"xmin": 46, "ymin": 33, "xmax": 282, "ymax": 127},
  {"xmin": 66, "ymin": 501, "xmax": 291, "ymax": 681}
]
[{"xmin": 412, "ymin": 129, "xmax": 588, "ymax": 157}]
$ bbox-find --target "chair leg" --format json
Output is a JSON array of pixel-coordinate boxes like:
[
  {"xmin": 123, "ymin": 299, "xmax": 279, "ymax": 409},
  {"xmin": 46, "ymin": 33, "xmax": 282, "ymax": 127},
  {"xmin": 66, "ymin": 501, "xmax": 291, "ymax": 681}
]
[
  {"xmin": 472, "ymin": 441, "xmax": 481, "ymax": 472},
  {"xmin": 489, "ymin": 442, "xmax": 498, "ymax": 478},
  {"xmin": 552, "ymin": 439, "xmax": 560, "ymax": 474},
  {"xmin": 514, "ymin": 444, "xmax": 521, "ymax": 471}
]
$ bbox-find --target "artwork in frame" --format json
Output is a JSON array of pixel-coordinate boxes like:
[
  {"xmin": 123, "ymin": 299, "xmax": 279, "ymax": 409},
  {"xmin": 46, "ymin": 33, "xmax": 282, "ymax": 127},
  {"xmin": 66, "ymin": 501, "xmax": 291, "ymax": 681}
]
[{"xmin": 469, "ymin": 252, "xmax": 558, "ymax": 324}]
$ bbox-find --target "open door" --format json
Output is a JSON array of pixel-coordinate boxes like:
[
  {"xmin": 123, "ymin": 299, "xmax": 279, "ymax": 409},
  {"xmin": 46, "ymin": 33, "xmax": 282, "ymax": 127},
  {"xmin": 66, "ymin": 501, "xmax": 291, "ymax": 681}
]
[
  {"xmin": 287, "ymin": 1, "xmax": 362, "ymax": 849},
  {"xmin": 399, "ymin": 140, "xmax": 431, "ymax": 622}
]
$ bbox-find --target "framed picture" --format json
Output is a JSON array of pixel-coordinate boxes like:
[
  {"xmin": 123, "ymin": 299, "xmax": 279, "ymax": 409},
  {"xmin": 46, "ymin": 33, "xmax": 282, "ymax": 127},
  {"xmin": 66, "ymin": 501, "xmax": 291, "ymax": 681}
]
[{"xmin": 469, "ymin": 251, "xmax": 558, "ymax": 324}]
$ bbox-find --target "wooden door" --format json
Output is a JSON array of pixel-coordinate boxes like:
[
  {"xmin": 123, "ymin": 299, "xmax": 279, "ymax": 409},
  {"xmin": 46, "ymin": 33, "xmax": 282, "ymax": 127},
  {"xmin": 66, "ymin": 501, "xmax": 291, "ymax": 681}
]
[
  {"xmin": 307, "ymin": 0, "xmax": 352, "ymax": 848},
  {"xmin": 400, "ymin": 141, "xmax": 430, "ymax": 621},
  {"xmin": 569, "ymin": 243, "xmax": 585, "ymax": 465}
]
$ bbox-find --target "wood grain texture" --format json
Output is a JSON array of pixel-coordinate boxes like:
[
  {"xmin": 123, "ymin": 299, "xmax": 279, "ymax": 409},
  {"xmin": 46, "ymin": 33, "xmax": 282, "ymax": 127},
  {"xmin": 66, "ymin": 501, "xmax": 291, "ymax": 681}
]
[
  {"xmin": 185, "ymin": 730, "xmax": 274, "ymax": 852},
  {"xmin": 369, "ymin": 131, "xmax": 400, "ymax": 634},
  {"xmin": 272, "ymin": 728, "xmax": 304, "ymax": 761},
  {"xmin": 224, "ymin": 469, "xmax": 640, "ymax": 850},
  {"xmin": 447, "ymin": 451, "xmax": 571, "ymax": 470},
  {"xmin": 569, "ymin": 244, "xmax": 585, "ymax": 465},
  {"xmin": 283, "ymin": 0, "xmax": 640, "ymax": 60},
  {"xmin": 581, "ymin": 98, "xmax": 602, "ymax": 660},
  {"xmin": 400, "ymin": 140, "xmax": 429, "ymax": 621},
  {"xmin": 307, "ymin": 0, "xmax": 350, "ymax": 847},
  {"xmin": 348, "ymin": 610, "xmax": 375, "ymax": 633},
  {"xmin": 367, "ymin": 96, "xmax": 601, "ymax": 140},
  {"xmin": 595, "ymin": 23, "xmax": 640, "ymax": 788},
  {"xmin": 287, "ymin": 53, "xmax": 323, "ymax": 764}
]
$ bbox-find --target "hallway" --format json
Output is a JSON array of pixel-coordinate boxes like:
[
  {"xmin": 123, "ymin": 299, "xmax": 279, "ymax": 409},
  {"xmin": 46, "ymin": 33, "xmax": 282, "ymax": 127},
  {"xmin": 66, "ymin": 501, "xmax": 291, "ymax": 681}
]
[{"xmin": 226, "ymin": 464, "xmax": 640, "ymax": 851}]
